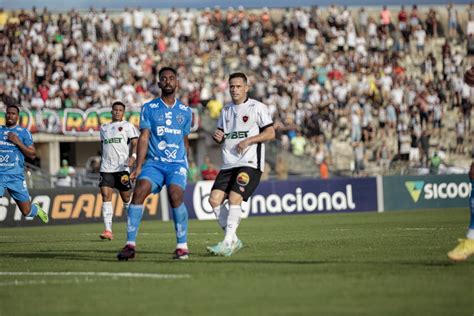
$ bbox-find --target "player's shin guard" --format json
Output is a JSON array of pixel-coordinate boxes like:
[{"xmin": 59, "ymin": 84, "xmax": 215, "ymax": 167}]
[
  {"xmin": 213, "ymin": 205, "xmax": 229, "ymax": 230},
  {"xmin": 102, "ymin": 201, "xmax": 113, "ymax": 232},
  {"xmin": 126, "ymin": 204, "xmax": 144, "ymax": 246},
  {"xmin": 26, "ymin": 203, "xmax": 38, "ymax": 218},
  {"xmin": 224, "ymin": 205, "xmax": 242, "ymax": 246},
  {"xmin": 467, "ymin": 180, "xmax": 474, "ymax": 240},
  {"xmin": 172, "ymin": 203, "xmax": 188, "ymax": 248}
]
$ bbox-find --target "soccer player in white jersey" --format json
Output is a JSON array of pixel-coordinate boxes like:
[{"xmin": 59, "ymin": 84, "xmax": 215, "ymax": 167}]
[
  {"xmin": 98, "ymin": 101, "xmax": 138, "ymax": 240},
  {"xmin": 207, "ymin": 72, "xmax": 275, "ymax": 256}
]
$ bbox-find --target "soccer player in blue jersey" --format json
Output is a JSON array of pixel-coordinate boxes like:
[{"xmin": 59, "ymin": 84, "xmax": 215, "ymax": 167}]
[
  {"xmin": 117, "ymin": 67, "xmax": 192, "ymax": 261},
  {"xmin": 0, "ymin": 105, "xmax": 48, "ymax": 223}
]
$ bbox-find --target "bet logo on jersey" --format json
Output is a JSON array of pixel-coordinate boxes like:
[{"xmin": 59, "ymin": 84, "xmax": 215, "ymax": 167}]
[
  {"xmin": 236, "ymin": 172, "xmax": 250, "ymax": 186},
  {"xmin": 121, "ymin": 174, "xmax": 130, "ymax": 185}
]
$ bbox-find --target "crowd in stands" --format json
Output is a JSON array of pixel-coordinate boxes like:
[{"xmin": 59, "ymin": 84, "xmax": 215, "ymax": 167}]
[{"xmin": 0, "ymin": 4, "xmax": 473, "ymax": 177}]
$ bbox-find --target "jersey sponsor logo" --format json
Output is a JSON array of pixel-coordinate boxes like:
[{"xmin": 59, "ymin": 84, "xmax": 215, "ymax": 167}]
[
  {"xmin": 0, "ymin": 155, "xmax": 9, "ymax": 163},
  {"xmin": 176, "ymin": 114, "xmax": 184, "ymax": 125},
  {"xmin": 236, "ymin": 172, "xmax": 250, "ymax": 186},
  {"xmin": 158, "ymin": 141, "xmax": 179, "ymax": 150},
  {"xmin": 103, "ymin": 137, "xmax": 122, "ymax": 144},
  {"xmin": 149, "ymin": 103, "xmax": 159, "ymax": 108},
  {"xmin": 225, "ymin": 131, "xmax": 249, "ymax": 139},
  {"xmin": 164, "ymin": 149, "xmax": 177, "ymax": 159},
  {"xmin": 165, "ymin": 112, "xmax": 172, "ymax": 119},
  {"xmin": 0, "ymin": 141, "xmax": 15, "ymax": 147},
  {"xmin": 242, "ymin": 115, "xmax": 249, "ymax": 123},
  {"xmin": 157, "ymin": 126, "xmax": 182, "ymax": 136},
  {"xmin": 179, "ymin": 104, "xmax": 188, "ymax": 111}
]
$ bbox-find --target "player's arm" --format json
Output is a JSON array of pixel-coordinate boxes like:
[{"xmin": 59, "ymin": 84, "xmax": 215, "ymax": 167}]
[
  {"xmin": 131, "ymin": 129, "xmax": 149, "ymax": 181},
  {"xmin": 213, "ymin": 112, "xmax": 225, "ymax": 143},
  {"xmin": 236, "ymin": 125, "xmax": 275, "ymax": 154},
  {"xmin": 7, "ymin": 132, "xmax": 36, "ymax": 160},
  {"xmin": 128, "ymin": 137, "xmax": 138, "ymax": 167}
]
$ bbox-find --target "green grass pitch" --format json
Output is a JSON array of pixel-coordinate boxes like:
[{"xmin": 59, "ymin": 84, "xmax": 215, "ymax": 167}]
[{"xmin": 0, "ymin": 208, "xmax": 472, "ymax": 316}]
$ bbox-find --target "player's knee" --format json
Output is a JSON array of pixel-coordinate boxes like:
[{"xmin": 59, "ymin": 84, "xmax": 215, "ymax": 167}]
[
  {"xmin": 131, "ymin": 188, "xmax": 147, "ymax": 204},
  {"xmin": 208, "ymin": 196, "xmax": 221, "ymax": 208},
  {"xmin": 169, "ymin": 191, "xmax": 184, "ymax": 208}
]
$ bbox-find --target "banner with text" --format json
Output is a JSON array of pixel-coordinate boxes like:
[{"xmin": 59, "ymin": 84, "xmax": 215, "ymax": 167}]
[
  {"xmin": 184, "ymin": 178, "xmax": 378, "ymax": 220},
  {"xmin": 0, "ymin": 188, "xmax": 162, "ymax": 227},
  {"xmin": 0, "ymin": 107, "xmax": 199, "ymax": 136},
  {"xmin": 383, "ymin": 174, "xmax": 471, "ymax": 211}
]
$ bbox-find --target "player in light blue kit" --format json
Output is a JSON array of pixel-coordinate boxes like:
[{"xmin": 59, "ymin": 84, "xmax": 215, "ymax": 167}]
[
  {"xmin": 0, "ymin": 105, "xmax": 48, "ymax": 223},
  {"xmin": 117, "ymin": 67, "xmax": 192, "ymax": 260}
]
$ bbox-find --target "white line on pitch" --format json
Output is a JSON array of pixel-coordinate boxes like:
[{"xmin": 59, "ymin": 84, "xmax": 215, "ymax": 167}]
[
  {"xmin": 0, "ymin": 279, "xmax": 97, "ymax": 287},
  {"xmin": 0, "ymin": 272, "xmax": 191, "ymax": 279}
]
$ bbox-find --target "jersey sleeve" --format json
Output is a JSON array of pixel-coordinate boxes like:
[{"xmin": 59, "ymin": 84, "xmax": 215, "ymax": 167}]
[
  {"xmin": 22, "ymin": 129, "xmax": 34, "ymax": 147},
  {"xmin": 256, "ymin": 102, "xmax": 273, "ymax": 129},
  {"xmin": 127, "ymin": 123, "xmax": 139, "ymax": 139},
  {"xmin": 99, "ymin": 125, "xmax": 105, "ymax": 143},
  {"xmin": 139, "ymin": 104, "xmax": 151, "ymax": 130},
  {"xmin": 183, "ymin": 110, "xmax": 192, "ymax": 136},
  {"xmin": 216, "ymin": 110, "xmax": 224, "ymax": 130}
]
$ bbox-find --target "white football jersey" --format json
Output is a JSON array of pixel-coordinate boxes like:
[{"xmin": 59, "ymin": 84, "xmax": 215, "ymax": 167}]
[
  {"xmin": 217, "ymin": 98, "xmax": 273, "ymax": 172},
  {"xmin": 100, "ymin": 121, "xmax": 139, "ymax": 172}
]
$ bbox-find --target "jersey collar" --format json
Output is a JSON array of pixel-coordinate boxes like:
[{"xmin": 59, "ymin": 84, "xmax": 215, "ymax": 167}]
[{"xmin": 160, "ymin": 97, "xmax": 177, "ymax": 109}]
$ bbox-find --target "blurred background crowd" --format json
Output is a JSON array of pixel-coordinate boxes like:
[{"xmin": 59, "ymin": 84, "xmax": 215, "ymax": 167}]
[{"xmin": 0, "ymin": 4, "xmax": 473, "ymax": 180}]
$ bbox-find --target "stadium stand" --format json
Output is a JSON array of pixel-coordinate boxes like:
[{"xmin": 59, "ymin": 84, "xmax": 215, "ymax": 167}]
[{"xmin": 0, "ymin": 5, "xmax": 472, "ymax": 184}]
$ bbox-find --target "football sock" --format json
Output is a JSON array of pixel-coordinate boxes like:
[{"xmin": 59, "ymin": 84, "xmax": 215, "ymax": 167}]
[
  {"xmin": 213, "ymin": 205, "xmax": 229, "ymax": 230},
  {"xmin": 467, "ymin": 180, "xmax": 474, "ymax": 240},
  {"xmin": 123, "ymin": 199, "xmax": 131, "ymax": 214},
  {"xmin": 172, "ymin": 203, "xmax": 188, "ymax": 247},
  {"xmin": 26, "ymin": 203, "xmax": 38, "ymax": 218},
  {"xmin": 224, "ymin": 205, "xmax": 242, "ymax": 246},
  {"xmin": 126, "ymin": 204, "xmax": 144, "ymax": 246},
  {"xmin": 102, "ymin": 201, "xmax": 113, "ymax": 232}
]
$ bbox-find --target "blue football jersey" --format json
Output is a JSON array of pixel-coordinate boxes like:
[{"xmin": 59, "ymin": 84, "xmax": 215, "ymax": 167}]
[
  {"xmin": 139, "ymin": 97, "xmax": 192, "ymax": 165},
  {"xmin": 0, "ymin": 125, "xmax": 34, "ymax": 176}
]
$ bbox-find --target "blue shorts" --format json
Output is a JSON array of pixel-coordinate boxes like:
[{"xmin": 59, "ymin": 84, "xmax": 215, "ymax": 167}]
[
  {"xmin": 138, "ymin": 161, "xmax": 187, "ymax": 194},
  {"xmin": 0, "ymin": 174, "xmax": 30, "ymax": 202}
]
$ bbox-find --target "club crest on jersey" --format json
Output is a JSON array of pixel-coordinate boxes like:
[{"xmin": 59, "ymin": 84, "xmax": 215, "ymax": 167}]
[
  {"xmin": 121, "ymin": 174, "xmax": 130, "ymax": 185},
  {"xmin": 118, "ymin": 126, "xmax": 123, "ymax": 131},
  {"xmin": 242, "ymin": 115, "xmax": 249, "ymax": 123},
  {"xmin": 176, "ymin": 114, "xmax": 184, "ymax": 125},
  {"xmin": 236, "ymin": 172, "xmax": 250, "ymax": 186}
]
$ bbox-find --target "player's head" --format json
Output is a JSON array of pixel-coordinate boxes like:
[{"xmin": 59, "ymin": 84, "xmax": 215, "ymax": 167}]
[
  {"xmin": 228, "ymin": 72, "xmax": 249, "ymax": 105},
  {"xmin": 111, "ymin": 101, "xmax": 126, "ymax": 122},
  {"xmin": 464, "ymin": 67, "xmax": 474, "ymax": 87},
  {"xmin": 158, "ymin": 67, "xmax": 178, "ymax": 97},
  {"xmin": 5, "ymin": 104, "xmax": 20, "ymax": 127}
]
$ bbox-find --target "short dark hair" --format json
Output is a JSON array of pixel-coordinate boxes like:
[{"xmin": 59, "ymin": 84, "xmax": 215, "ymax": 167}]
[
  {"xmin": 6, "ymin": 104, "xmax": 20, "ymax": 114},
  {"xmin": 159, "ymin": 67, "xmax": 177, "ymax": 78},
  {"xmin": 112, "ymin": 101, "xmax": 126, "ymax": 110},
  {"xmin": 229, "ymin": 72, "xmax": 248, "ymax": 83}
]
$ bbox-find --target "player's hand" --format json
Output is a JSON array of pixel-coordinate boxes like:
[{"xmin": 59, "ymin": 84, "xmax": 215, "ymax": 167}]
[
  {"xmin": 130, "ymin": 168, "xmax": 141, "ymax": 183},
  {"xmin": 236, "ymin": 139, "xmax": 250, "ymax": 154},
  {"xmin": 213, "ymin": 130, "xmax": 224, "ymax": 143},
  {"xmin": 7, "ymin": 132, "xmax": 21, "ymax": 146},
  {"xmin": 127, "ymin": 156, "xmax": 136, "ymax": 168}
]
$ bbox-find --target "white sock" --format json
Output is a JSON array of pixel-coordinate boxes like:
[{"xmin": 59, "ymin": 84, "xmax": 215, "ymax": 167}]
[
  {"xmin": 213, "ymin": 205, "xmax": 229, "ymax": 231},
  {"xmin": 123, "ymin": 199, "xmax": 131, "ymax": 215},
  {"xmin": 102, "ymin": 201, "xmax": 113, "ymax": 232},
  {"xmin": 467, "ymin": 229, "xmax": 474, "ymax": 240},
  {"xmin": 177, "ymin": 242, "xmax": 188, "ymax": 249},
  {"xmin": 224, "ymin": 205, "xmax": 242, "ymax": 246}
]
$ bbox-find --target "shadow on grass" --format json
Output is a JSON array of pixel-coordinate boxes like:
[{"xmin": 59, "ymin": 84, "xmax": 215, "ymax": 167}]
[{"xmin": 0, "ymin": 251, "xmax": 464, "ymax": 267}]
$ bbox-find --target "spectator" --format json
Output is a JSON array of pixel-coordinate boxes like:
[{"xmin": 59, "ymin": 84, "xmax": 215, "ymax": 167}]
[
  {"xmin": 275, "ymin": 155, "xmax": 289, "ymax": 180},
  {"xmin": 56, "ymin": 159, "xmax": 76, "ymax": 187},
  {"xmin": 291, "ymin": 131, "xmax": 307, "ymax": 157},
  {"xmin": 187, "ymin": 160, "xmax": 200, "ymax": 183}
]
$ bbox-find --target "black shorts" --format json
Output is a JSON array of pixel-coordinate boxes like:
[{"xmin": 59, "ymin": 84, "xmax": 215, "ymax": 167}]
[
  {"xmin": 99, "ymin": 171, "xmax": 132, "ymax": 191},
  {"xmin": 211, "ymin": 167, "xmax": 262, "ymax": 201}
]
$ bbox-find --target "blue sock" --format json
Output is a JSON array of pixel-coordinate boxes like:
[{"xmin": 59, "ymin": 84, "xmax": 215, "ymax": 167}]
[
  {"xmin": 469, "ymin": 180, "xmax": 474, "ymax": 229},
  {"xmin": 26, "ymin": 203, "xmax": 38, "ymax": 218},
  {"xmin": 172, "ymin": 203, "xmax": 188, "ymax": 244},
  {"xmin": 126, "ymin": 204, "xmax": 144, "ymax": 245}
]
